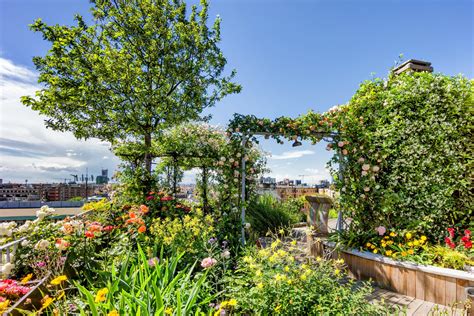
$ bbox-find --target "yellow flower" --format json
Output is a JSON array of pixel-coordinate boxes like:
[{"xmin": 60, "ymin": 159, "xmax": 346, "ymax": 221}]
[
  {"xmin": 274, "ymin": 304, "xmax": 282, "ymax": 313},
  {"xmin": 0, "ymin": 299, "xmax": 10, "ymax": 312},
  {"xmin": 401, "ymin": 251, "xmax": 407, "ymax": 257},
  {"xmin": 408, "ymin": 249, "xmax": 414, "ymax": 255},
  {"xmin": 413, "ymin": 240, "xmax": 419, "ymax": 246},
  {"xmin": 392, "ymin": 253, "xmax": 397, "ymax": 258},
  {"xmin": 366, "ymin": 242, "xmax": 371, "ymax": 248},
  {"xmin": 50, "ymin": 275, "xmax": 68, "ymax": 286},
  {"xmin": 370, "ymin": 245, "xmax": 376, "ymax": 249},
  {"xmin": 336, "ymin": 258, "xmax": 344, "ymax": 264},
  {"xmin": 21, "ymin": 273, "xmax": 33, "ymax": 284},
  {"xmin": 41, "ymin": 295, "xmax": 54, "ymax": 309},
  {"xmin": 390, "ymin": 232, "xmax": 396, "ymax": 237},
  {"xmin": 405, "ymin": 232, "xmax": 412, "ymax": 240},
  {"xmin": 284, "ymin": 266, "xmax": 290, "ymax": 272},
  {"xmin": 291, "ymin": 240, "xmax": 297, "ymax": 246},
  {"xmin": 334, "ymin": 269, "xmax": 340, "ymax": 275},
  {"xmin": 316, "ymin": 256, "xmax": 322, "ymax": 262},
  {"xmin": 421, "ymin": 235, "xmax": 427, "ymax": 241},
  {"xmin": 255, "ymin": 270, "xmax": 262, "ymax": 277},
  {"xmin": 95, "ymin": 288, "xmax": 109, "ymax": 303},
  {"xmin": 385, "ymin": 250, "xmax": 392, "ymax": 256},
  {"xmin": 108, "ymin": 310, "xmax": 119, "ymax": 316},
  {"xmin": 408, "ymin": 242, "xmax": 413, "ymax": 247},
  {"xmin": 279, "ymin": 229, "xmax": 285, "ymax": 234},
  {"xmin": 287, "ymin": 279, "xmax": 293, "ymax": 285},
  {"xmin": 381, "ymin": 243, "xmax": 386, "ymax": 248},
  {"xmin": 227, "ymin": 299, "xmax": 237, "ymax": 307},
  {"xmin": 300, "ymin": 274, "xmax": 307, "ymax": 281},
  {"xmin": 373, "ymin": 249, "xmax": 378, "ymax": 254},
  {"xmin": 257, "ymin": 282, "xmax": 264, "ymax": 289}
]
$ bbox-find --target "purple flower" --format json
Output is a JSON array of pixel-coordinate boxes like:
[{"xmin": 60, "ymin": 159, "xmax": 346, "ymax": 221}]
[
  {"xmin": 208, "ymin": 237, "xmax": 217, "ymax": 244},
  {"xmin": 148, "ymin": 257, "xmax": 159, "ymax": 267},
  {"xmin": 36, "ymin": 261, "xmax": 46, "ymax": 267}
]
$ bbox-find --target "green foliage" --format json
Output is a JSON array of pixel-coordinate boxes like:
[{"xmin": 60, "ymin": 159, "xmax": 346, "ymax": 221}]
[
  {"xmin": 224, "ymin": 238, "xmax": 386, "ymax": 315},
  {"xmin": 67, "ymin": 196, "xmax": 84, "ymax": 202},
  {"xmin": 246, "ymin": 194, "xmax": 303, "ymax": 237},
  {"xmin": 427, "ymin": 245, "xmax": 474, "ymax": 270},
  {"xmin": 60, "ymin": 248, "xmax": 215, "ymax": 315}
]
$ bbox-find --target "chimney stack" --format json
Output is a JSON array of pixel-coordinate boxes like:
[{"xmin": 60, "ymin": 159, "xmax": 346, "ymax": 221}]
[{"xmin": 393, "ymin": 59, "xmax": 433, "ymax": 75}]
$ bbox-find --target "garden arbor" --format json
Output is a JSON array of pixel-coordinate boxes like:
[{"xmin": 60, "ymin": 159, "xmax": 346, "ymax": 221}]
[
  {"xmin": 114, "ymin": 123, "xmax": 266, "ymax": 213},
  {"xmin": 227, "ymin": 111, "xmax": 347, "ymax": 244}
]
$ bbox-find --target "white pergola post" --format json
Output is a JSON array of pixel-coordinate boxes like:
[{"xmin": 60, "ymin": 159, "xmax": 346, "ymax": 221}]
[{"xmin": 240, "ymin": 136, "xmax": 247, "ymax": 245}]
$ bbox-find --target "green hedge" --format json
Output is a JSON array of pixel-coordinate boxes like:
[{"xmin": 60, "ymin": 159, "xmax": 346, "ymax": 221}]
[{"xmin": 334, "ymin": 72, "xmax": 473, "ymax": 240}]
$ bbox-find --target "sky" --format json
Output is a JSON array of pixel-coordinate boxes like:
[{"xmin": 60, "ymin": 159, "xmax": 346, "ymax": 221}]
[{"xmin": 0, "ymin": 0, "xmax": 472, "ymax": 184}]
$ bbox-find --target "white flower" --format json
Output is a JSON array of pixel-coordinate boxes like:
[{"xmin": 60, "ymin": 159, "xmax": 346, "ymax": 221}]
[
  {"xmin": 34, "ymin": 239, "xmax": 50, "ymax": 251},
  {"xmin": 362, "ymin": 164, "xmax": 370, "ymax": 171},
  {"xmin": 372, "ymin": 166, "xmax": 380, "ymax": 172},
  {"xmin": 245, "ymin": 222, "xmax": 251, "ymax": 229},
  {"xmin": 358, "ymin": 157, "xmax": 365, "ymax": 163},
  {"xmin": 364, "ymin": 187, "xmax": 370, "ymax": 192},
  {"xmin": 21, "ymin": 239, "xmax": 30, "ymax": 247},
  {"xmin": 361, "ymin": 171, "xmax": 368, "ymax": 176},
  {"xmin": 1, "ymin": 262, "xmax": 15, "ymax": 276},
  {"xmin": 221, "ymin": 250, "xmax": 231, "ymax": 259}
]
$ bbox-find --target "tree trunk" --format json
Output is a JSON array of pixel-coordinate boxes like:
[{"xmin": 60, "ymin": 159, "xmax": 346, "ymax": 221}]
[{"xmin": 143, "ymin": 132, "xmax": 153, "ymax": 195}]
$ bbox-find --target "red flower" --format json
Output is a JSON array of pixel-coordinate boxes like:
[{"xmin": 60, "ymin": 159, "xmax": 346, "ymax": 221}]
[
  {"xmin": 465, "ymin": 229, "xmax": 471, "ymax": 237},
  {"xmin": 444, "ymin": 237, "xmax": 455, "ymax": 249},
  {"xmin": 85, "ymin": 231, "xmax": 94, "ymax": 238},
  {"xmin": 160, "ymin": 196, "xmax": 173, "ymax": 201},
  {"xmin": 447, "ymin": 228, "xmax": 455, "ymax": 238},
  {"xmin": 146, "ymin": 195, "xmax": 155, "ymax": 201},
  {"xmin": 464, "ymin": 241, "xmax": 472, "ymax": 249},
  {"xmin": 103, "ymin": 225, "xmax": 114, "ymax": 232}
]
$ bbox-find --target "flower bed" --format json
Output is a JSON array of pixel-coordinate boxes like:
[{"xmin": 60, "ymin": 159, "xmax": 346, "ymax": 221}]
[{"xmin": 309, "ymin": 237, "xmax": 474, "ymax": 310}]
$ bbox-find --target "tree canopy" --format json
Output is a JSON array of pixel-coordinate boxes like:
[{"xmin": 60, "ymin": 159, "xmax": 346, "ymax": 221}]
[{"xmin": 22, "ymin": 0, "xmax": 241, "ymax": 189}]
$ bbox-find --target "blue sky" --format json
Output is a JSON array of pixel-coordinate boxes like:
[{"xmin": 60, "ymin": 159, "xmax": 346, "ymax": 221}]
[{"xmin": 0, "ymin": 0, "xmax": 472, "ymax": 184}]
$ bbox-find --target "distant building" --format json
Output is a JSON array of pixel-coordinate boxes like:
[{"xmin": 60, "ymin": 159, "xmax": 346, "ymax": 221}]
[
  {"xmin": 96, "ymin": 169, "xmax": 109, "ymax": 184},
  {"xmin": 0, "ymin": 184, "xmax": 40, "ymax": 201}
]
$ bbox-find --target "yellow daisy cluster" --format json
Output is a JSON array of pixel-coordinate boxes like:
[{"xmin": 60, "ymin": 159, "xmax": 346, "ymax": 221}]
[
  {"xmin": 365, "ymin": 231, "xmax": 428, "ymax": 259},
  {"xmin": 150, "ymin": 211, "xmax": 215, "ymax": 254}
]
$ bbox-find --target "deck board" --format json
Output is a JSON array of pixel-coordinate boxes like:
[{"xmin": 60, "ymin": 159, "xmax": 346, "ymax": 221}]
[{"xmin": 370, "ymin": 287, "xmax": 467, "ymax": 316}]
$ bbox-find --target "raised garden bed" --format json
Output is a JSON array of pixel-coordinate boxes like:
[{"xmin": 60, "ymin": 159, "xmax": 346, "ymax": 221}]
[{"xmin": 309, "ymin": 238, "xmax": 474, "ymax": 311}]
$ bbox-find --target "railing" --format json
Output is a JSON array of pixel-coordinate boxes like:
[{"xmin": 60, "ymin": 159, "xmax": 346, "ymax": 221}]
[{"xmin": 0, "ymin": 236, "xmax": 26, "ymax": 278}]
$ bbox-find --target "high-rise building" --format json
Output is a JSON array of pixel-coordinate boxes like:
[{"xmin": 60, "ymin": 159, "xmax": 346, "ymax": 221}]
[{"xmin": 96, "ymin": 169, "xmax": 109, "ymax": 184}]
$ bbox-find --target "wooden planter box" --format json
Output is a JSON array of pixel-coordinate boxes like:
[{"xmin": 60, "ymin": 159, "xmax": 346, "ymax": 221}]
[{"xmin": 309, "ymin": 238, "xmax": 474, "ymax": 310}]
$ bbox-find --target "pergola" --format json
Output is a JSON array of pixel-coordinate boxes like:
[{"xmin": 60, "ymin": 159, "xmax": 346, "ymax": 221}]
[{"xmin": 236, "ymin": 130, "xmax": 345, "ymax": 245}]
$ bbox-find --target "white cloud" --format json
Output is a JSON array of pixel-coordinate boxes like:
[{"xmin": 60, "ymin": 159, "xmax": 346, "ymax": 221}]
[
  {"xmin": 0, "ymin": 57, "xmax": 120, "ymax": 183},
  {"xmin": 270, "ymin": 150, "xmax": 315, "ymax": 160}
]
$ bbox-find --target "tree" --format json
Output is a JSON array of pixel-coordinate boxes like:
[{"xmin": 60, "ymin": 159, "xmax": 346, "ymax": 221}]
[{"xmin": 22, "ymin": 0, "xmax": 241, "ymax": 191}]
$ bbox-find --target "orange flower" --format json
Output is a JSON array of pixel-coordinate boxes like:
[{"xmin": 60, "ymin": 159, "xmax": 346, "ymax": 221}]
[
  {"xmin": 138, "ymin": 225, "xmax": 147, "ymax": 233},
  {"xmin": 129, "ymin": 211, "xmax": 136, "ymax": 219},
  {"xmin": 140, "ymin": 205, "xmax": 149, "ymax": 214}
]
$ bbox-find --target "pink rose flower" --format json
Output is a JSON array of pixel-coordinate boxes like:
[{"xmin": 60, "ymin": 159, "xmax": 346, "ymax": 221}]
[
  {"xmin": 375, "ymin": 226, "xmax": 386, "ymax": 236},
  {"xmin": 201, "ymin": 257, "xmax": 217, "ymax": 269}
]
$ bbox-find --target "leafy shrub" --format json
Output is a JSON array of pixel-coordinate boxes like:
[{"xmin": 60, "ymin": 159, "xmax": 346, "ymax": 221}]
[
  {"xmin": 224, "ymin": 237, "xmax": 385, "ymax": 315},
  {"xmin": 428, "ymin": 245, "xmax": 474, "ymax": 270},
  {"xmin": 330, "ymin": 73, "xmax": 473, "ymax": 241},
  {"xmin": 246, "ymin": 194, "xmax": 303, "ymax": 237},
  {"xmin": 46, "ymin": 248, "xmax": 216, "ymax": 315}
]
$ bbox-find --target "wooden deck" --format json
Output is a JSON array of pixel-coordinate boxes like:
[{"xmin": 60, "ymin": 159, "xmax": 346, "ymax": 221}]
[{"xmin": 369, "ymin": 287, "xmax": 468, "ymax": 315}]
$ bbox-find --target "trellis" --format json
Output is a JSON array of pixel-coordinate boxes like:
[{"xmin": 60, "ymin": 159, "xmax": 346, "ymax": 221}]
[{"xmin": 234, "ymin": 130, "xmax": 346, "ymax": 245}]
